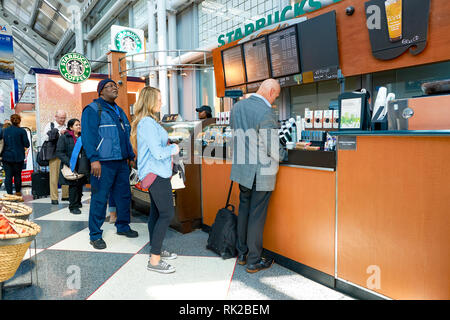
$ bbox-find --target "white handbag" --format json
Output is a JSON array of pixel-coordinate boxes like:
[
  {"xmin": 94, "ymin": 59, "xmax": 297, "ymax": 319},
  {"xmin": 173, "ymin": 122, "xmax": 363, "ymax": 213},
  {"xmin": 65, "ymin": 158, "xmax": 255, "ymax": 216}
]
[
  {"xmin": 171, "ymin": 160, "xmax": 185, "ymax": 190},
  {"xmin": 171, "ymin": 171, "xmax": 185, "ymax": 190},
  {"xmin": 61, "ymin": 165, "xmax": 84, "ymax": 181}
]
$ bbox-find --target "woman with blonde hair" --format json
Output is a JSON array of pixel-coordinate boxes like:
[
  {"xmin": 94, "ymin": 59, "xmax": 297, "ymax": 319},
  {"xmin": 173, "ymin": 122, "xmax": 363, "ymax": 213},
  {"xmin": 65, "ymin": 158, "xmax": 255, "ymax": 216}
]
[{"xmin": 131, "ymin": 86, "xmax": 180, "ymax": 274}]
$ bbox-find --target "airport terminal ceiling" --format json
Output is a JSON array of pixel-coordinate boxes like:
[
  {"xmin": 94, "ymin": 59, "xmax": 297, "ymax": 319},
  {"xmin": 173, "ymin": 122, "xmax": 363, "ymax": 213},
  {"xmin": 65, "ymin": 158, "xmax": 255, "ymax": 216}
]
[{"xmin": 1, "ymin": 0, "xmax": 86, "ymax": 82}]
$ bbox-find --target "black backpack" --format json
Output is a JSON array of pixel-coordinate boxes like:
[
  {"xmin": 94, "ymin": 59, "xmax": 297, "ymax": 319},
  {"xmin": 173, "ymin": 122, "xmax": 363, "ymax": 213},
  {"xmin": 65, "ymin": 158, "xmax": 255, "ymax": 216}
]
[{"xmin": 206, "ymin": 182, "xmax": 238, "ymax": 259}]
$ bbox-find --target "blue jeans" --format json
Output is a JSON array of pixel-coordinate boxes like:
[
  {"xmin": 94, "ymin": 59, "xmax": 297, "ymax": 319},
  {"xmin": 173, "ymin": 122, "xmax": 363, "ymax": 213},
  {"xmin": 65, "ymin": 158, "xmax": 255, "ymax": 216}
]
[{"xmin": 89, "ymin": 160, "xmax": 131, "ymax": 241}]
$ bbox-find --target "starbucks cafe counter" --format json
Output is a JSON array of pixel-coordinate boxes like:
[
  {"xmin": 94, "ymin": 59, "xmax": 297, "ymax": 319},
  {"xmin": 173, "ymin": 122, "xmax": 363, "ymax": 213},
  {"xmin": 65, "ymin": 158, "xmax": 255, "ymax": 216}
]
[{"xmin": 200, "ymin": 130, "xmax": 450, "ymax": 300}]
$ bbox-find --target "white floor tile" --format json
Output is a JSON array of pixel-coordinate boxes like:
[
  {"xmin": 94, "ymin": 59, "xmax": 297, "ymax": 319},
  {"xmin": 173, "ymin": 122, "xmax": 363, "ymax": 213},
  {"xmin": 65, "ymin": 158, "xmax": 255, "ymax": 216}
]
[
  {"xmin": 46, "ymin": 223, "xmax": 149, "ymax": 254},
  {"xmin": 35, "ymin": 205, "xmax": 90, "ymax": 222},
  {"xmin": 22, "ymin": 248, "xmax": 45, "ymax": 262},
  {"xmin": 88, "ymin": 254, "xmax": 236, "ymax": 300}
]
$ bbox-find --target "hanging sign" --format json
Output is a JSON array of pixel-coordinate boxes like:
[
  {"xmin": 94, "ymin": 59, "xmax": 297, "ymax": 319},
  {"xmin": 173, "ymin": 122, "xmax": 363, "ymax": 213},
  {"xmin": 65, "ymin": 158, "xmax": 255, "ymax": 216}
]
[
  {"xmin": 0, "ymin": 17, "xmax": 15, "ymax": 80},
  {"xmin": 58, "ymin": 52, "xmax": 91, "ymax": 84},
  {"xmin": 111, "ymin": 25, "xmax": 146, "ymax": 62},
  {"xmin": 365, "ymin": 0, "xmax": 431, "ymax": 60}
]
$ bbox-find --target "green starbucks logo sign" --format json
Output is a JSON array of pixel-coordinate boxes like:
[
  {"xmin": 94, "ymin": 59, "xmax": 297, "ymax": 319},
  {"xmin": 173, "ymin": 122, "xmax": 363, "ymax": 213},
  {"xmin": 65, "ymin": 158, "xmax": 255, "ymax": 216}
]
[
  {"xmin": 114, "ymin": 29, "xmax": 142, "ymax": 53},
  {"xmin": 58, "ymin": 53, "xmax": 91, "ymax": 83}
]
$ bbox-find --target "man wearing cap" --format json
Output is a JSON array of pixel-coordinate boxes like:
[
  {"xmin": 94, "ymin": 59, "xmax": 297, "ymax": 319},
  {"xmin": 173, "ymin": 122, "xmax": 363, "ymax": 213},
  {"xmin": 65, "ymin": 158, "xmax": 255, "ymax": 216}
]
[
  {"xmin": 196, "ymin": 105, "xmax": 213, "ymax": 120},
  {"xmin": 81, "ymin": 79, "xmax": 138, "ymax": 250}
]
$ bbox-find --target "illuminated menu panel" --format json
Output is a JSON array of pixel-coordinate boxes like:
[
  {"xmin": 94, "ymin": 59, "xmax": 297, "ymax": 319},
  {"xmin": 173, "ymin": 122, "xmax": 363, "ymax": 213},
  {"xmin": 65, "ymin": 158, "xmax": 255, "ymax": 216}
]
[
  {"xmin": 268, "ymin": 26, "xmax": 300, "ymax": 77},
  {"xmin": 222, "ymin": 46, "xmax": 245, "ymax": 87},
  {"xmin": 243, "ymin": 38, "xmax": 270, "ymax": 83}
]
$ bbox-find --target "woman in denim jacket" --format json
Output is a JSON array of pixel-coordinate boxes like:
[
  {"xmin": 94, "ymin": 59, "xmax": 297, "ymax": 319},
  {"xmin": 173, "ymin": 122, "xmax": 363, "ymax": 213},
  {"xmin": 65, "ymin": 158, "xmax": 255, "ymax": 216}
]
[{"xmin": 130, "ymin": 87, "xmax": 180, "ymax": 274}]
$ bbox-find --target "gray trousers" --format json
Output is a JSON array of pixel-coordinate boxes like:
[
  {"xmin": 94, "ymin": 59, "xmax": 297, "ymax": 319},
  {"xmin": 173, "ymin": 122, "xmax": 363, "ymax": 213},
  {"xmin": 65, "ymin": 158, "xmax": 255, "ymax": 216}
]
[{"xmin": 236, "ymin": 182, "xmax": 272, "ymax": 265}]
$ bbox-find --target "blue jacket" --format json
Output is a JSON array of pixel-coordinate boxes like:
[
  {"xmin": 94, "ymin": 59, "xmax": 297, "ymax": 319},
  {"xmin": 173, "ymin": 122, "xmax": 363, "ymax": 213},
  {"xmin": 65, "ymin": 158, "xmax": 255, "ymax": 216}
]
[
  {"xmin": 81, "ymin": 98, "xmax": 135, "ymax": 163},
  {"xmin": 137, "ymin": 117, "xmax": 177, "ymax": 180},
  {"xmin": 0, "ymin": 126, "xmax": 30, "ymax": 163}
]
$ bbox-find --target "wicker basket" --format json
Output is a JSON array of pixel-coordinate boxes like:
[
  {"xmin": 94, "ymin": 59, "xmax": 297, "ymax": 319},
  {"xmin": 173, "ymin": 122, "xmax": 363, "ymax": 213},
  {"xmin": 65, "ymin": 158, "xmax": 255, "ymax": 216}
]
[
  {"xmin": 0, "ymin": 194, "xmax": 24, "ymax": 203},
  {"xmin": 0, "ymin": 201, "xmax": 33, "ymax": 221},
  {"xmin": 0, "ymin": 218, "xmax": 41, "ymax": 283}
]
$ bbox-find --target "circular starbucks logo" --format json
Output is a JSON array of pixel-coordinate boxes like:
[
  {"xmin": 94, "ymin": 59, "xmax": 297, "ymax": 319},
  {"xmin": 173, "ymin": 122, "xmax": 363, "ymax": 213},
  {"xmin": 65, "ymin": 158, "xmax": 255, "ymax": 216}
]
[
  {"xmin": 58, "ymin": 53, "xmax": 91, "ymax": 84},
  {"xmin": 114, "ymin": 29, "xmax": 142, "ymax": 54}
]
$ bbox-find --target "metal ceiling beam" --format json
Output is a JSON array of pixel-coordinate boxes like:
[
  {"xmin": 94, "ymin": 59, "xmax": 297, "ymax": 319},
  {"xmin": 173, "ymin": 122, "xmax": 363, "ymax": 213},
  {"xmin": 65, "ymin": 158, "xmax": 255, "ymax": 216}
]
[
  {"xmin": 85, "ymin": 0, "xmax": 134, "ymax": 41},
  {"xmin": 0, "ymin": 7, "xmax": 55, "ymax": 53},
  {"xmin": 80, "ymin": 0, "xmax": 101, "ymax": 21},
  {"xmin": 13, "ymin": 38, "xmax": 46, "ymax": 68},
  {"xmin": 12, "ymin": 28, "xmax": 49, "ymax": 61},
  {"xmin": 29, "ymin": 0, "xmax": 42, "ymax": 27}
]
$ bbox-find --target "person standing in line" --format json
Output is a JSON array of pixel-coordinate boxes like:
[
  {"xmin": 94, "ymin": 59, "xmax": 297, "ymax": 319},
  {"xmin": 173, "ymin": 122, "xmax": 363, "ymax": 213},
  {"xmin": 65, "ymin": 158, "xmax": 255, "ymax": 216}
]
[
  {"xmin": 55, "ymin": 119, "xmax": 88, "ymax": 215},
  {"xmin": 0, "ymin": 114, "xmax": 30, "ymax": 196},
  {"xmin": 81, "ymin": 79, "xmax": 138, "ymax": 250},
  {"xmin": 230, "ymin": 79, "xmax": 287, "ymax": 273},
  {"xmin": 42, "ymin": 110, "xmax": 69, "ymax": 204},
  {"xmin": 130, "ymin": 86, "xmax": 180, "ymax": 274}
]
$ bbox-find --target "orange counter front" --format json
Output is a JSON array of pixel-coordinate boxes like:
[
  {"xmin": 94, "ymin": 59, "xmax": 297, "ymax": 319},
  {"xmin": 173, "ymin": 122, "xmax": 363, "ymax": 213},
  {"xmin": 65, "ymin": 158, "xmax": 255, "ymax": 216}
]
[
  {"xmin": 201, "ymin": 133, "xmax": 450, "ymax": 300},
  {"xmin": 202, "ymin": 160, "xmax": 337, "ymax": 278}
]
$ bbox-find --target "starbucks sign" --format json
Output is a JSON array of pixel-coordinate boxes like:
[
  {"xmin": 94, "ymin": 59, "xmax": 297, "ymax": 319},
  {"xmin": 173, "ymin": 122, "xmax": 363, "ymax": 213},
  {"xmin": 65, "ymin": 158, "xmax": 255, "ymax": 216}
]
[
  {"xmin": 115, "ymin": 29, "xmax": 143, "ymax": 53},
  {"xmin": 58, "ymin": 52, "xmax": 91, "ymax": 83},
  {"xmin": 111, "ymin": 25, "xmax": 146, "ymax": 62}
]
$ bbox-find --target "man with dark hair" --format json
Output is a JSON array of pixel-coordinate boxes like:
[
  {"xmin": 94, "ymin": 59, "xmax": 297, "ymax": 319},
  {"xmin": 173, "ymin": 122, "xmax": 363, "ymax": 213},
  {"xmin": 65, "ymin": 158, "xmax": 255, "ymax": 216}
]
[
  {"xmin": 196, "ymin": 105, "xmax": 213, "ymax": 120},
  {"xmin": 81, "ymin": 78, "xmax": 138, "ymax": 250}
]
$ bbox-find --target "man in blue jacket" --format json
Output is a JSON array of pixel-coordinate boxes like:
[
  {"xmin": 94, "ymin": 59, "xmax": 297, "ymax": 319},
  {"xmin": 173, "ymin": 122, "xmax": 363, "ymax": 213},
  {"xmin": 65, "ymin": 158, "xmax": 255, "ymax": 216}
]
[{"xmin": 81, "ymin": 78, "xmax": 138, "ymax": 250}]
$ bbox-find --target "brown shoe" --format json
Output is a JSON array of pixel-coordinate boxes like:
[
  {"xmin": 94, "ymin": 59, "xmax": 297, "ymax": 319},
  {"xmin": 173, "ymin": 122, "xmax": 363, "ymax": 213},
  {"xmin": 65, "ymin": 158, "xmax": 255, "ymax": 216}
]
[{"xmin": 237, "ymin": 254, "xmax": 247, "ymax": 266}]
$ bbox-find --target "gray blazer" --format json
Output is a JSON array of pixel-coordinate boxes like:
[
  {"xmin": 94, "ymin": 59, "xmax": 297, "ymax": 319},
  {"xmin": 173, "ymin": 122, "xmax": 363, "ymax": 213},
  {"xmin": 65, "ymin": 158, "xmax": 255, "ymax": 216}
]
[{"xmin": 229, "ymin": 95, "xmax": 287, "ymax": 192}]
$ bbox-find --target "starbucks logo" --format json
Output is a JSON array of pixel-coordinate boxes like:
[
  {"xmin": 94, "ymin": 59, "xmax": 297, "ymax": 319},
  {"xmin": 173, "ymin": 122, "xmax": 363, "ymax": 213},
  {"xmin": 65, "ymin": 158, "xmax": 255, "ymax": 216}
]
[
  {"xmin": 58, "ymin": 53, "xmax": 91, "ymax": 84},
  {"xmin": 115, "ymin": 30, "xmax": 142, "ymax": 53}
]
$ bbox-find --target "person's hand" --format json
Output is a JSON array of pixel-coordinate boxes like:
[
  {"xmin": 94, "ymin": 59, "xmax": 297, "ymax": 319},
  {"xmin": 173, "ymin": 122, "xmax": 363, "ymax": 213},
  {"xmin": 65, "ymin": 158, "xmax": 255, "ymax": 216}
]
[
  {"xmin": 91, "ymin": 161, "xmax": 101, "ymax": 178},
  {"xmin": 60, "ymin": 129, "xmax": 67, "ymax": 135},
  {"xmin": 128, "ymin": 160, "xmax": 136, "ymax": 168}
]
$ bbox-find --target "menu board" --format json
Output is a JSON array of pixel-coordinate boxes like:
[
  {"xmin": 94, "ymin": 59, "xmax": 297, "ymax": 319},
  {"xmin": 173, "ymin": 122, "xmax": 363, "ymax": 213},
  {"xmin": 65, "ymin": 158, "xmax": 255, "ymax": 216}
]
[
  {"xmin": 268, "ymin": 26, "xmax": 300, "ymax": 78},
  {"xmin": 222, "ymin": 46, "xmax": 246, "ymax": 87},
  {"xmin": 297, "ymin": 11, "xmax": 339, "ymax": 73},
  {"xmin": 243, "ymin": 37, "xmax": 270, "ymax": 83}
]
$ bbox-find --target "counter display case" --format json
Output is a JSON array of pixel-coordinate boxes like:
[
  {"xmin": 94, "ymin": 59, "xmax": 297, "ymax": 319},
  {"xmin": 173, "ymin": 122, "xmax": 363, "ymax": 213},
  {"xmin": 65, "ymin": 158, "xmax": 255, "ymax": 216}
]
[
  {"xmin": 131, "ymin": 120, "xmax": 204, "ymax": 234},
  {"xmin": 196, "ymin": 123, "xmax": 233, "ymax": 160}
]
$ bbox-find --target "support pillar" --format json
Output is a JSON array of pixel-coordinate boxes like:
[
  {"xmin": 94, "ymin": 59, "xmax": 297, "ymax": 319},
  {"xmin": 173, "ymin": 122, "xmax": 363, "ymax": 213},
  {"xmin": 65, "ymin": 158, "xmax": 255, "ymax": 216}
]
[
  {"xmin": 107, "ymin": 50, "xmax": 131, "ymax": 122},
  {"xmin": 157, "ymin": 0, "xmax": 169, "ymax": 117}
]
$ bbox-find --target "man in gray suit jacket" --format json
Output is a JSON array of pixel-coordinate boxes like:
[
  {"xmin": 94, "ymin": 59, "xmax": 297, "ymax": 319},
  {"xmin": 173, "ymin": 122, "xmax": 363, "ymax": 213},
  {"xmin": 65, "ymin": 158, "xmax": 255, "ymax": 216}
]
[{"xmin": 230, "ymin": 79, "xmax": 287, "ymax": 273}]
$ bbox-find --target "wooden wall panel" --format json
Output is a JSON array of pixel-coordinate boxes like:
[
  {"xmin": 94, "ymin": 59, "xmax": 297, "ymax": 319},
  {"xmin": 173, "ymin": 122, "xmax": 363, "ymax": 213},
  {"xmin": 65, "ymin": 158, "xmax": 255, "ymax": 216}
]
[
  {"xmin": 213, "ymin": 0, "xmax": 450, "ymax": 97},
  {"xmin": 337, "ymin": 136, "xmax": 450, "ymax": 299}
]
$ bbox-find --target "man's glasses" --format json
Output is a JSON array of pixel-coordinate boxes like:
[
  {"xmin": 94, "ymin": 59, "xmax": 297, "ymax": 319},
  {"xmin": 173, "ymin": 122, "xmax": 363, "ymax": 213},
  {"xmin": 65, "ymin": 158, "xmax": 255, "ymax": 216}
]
[{"xmin": 104, "ymin": 84, "xmax": 118, "ymax": 89}]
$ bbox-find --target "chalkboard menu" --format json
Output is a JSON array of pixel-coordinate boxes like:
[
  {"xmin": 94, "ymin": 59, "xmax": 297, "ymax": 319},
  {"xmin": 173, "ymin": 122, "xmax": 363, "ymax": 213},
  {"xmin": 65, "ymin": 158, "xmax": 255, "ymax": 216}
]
[
  {"xmin": 243, "ymin": 37, "xmax": 270, "ymax": 83},
  {"xmin": 222, "ymin": 46, "xmax": 245, "ymax": 87},
  {"xmin": 268, "ymin": 26, "xmax": 300, "ymax": 78},
  {"xmin": 297, "ymin": 11, "xmax": 339, "ymax": 74}
]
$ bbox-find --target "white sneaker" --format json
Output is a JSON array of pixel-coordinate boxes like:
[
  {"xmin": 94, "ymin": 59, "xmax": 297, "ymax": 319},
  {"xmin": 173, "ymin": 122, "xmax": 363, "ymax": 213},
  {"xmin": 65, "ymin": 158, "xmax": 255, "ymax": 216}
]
[{"xmin": 147, "ymin": 260, "xmax": 176, "ymax": 274}]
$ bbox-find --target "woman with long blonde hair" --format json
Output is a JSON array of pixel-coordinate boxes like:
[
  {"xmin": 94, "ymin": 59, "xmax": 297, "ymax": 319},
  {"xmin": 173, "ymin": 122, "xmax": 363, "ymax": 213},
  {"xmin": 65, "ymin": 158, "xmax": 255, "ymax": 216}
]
[{"xmin": 131, "ymin": 86, "xmax": 180, "ymax": 274}]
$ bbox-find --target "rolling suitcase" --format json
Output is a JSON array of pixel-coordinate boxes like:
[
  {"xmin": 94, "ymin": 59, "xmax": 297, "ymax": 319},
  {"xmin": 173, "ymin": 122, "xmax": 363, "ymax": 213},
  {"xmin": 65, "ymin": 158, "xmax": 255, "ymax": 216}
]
[
  {"xmin": 32, "ymin": 170, "xmax": 50, "ymax": 199},
  {"xmin": 206, "ymin": 182, "xmax": 238, "ymax": 259}
]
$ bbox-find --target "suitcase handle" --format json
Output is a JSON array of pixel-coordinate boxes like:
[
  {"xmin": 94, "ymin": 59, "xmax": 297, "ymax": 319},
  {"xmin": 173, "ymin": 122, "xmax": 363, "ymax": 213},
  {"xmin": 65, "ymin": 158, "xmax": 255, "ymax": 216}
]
[{"xmin": 225, "ymin": 181, "xmax": 233, "ymax": 208}]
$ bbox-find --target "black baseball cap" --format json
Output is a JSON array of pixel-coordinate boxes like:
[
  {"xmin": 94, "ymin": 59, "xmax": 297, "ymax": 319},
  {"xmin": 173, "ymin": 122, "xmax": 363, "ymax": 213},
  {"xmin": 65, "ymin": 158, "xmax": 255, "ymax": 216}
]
[{"xmin": 196, "ymin": 105, "xmax": 212, "ymax": 114}]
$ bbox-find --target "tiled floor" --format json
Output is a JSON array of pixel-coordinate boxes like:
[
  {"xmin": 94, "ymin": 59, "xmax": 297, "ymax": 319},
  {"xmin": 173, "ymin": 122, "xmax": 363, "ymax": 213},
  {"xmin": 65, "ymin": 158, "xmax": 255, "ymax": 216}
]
[{"xmin": 1, "ymin": 187, "xmax": 353, "ymax": 300}]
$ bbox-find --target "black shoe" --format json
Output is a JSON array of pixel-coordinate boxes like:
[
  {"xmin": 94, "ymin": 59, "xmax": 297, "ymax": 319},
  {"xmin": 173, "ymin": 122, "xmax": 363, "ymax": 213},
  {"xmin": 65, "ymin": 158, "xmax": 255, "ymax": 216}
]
[
  {"xmin": 61, "ymin": 198, "xmax": 69, "ymax": 201},
  {"xmin": 51, "ymin": 200, "xmax": 59, "ymax": 205},
  {"xmin": 117, "ymin": 229, "xmax": 139, "ymax": 238},
  {"xmin": 70, "ymin": 208, "xmax": 81, "ymax": 215},
  {"xmin": 246, "ymin": 258, "xmax": 274, "ymax": 274},
  {"xmin": 90, "ymin": 238, "xmax": 107, "ymax": 250},
  {"xmin": 237, "ymin": 254, "xmax": 247, "ymax": 266}
]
